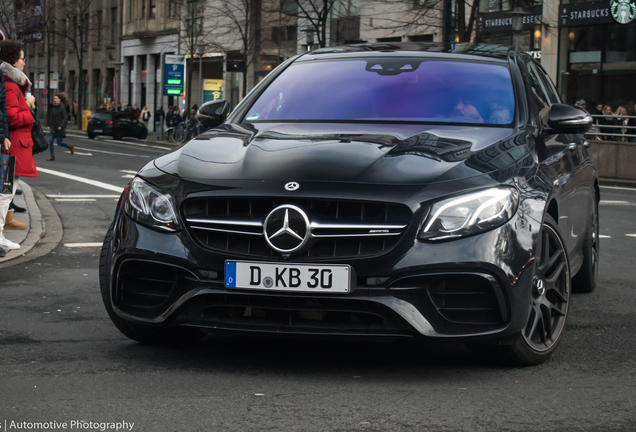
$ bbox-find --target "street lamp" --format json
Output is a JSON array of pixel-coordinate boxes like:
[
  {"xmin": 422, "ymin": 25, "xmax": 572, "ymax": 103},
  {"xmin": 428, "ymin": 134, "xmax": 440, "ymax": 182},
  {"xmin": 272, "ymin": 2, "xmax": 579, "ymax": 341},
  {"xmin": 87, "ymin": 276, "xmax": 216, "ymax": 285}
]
[{"xmin": 508, "ymin": 7, "xmax": 531, "ymax": 50}]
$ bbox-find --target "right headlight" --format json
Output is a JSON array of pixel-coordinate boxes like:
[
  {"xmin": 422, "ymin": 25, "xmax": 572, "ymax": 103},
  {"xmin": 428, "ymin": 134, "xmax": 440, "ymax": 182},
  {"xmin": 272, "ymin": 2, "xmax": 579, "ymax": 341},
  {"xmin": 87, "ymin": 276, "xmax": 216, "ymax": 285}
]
[
  {"xmin": 123, "ymin": 177, "xmax": 180, "ymax": 232},
  {"xmin": 418, "ymin": 187, "xmax": 519, "ymax": 241}
]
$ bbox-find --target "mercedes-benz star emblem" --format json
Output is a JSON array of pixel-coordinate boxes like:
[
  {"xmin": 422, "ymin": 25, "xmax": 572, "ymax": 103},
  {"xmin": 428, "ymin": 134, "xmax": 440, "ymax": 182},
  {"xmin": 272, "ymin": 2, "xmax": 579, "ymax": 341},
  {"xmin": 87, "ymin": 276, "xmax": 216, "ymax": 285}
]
[
  {"xmin": 263, "ymin": 205, "xmax": 310, "ymax": 253},
  {"xmin": 285, "ymin": 182, "xmax": 300, "ymax": 191}
]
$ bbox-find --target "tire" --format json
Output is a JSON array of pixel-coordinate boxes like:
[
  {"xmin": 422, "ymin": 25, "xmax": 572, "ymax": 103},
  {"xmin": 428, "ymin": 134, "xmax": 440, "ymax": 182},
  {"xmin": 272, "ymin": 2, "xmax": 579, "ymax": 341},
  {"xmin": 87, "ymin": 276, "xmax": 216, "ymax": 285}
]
[
  {"xmin": 112, "ymin": 131, "xmax": 122, "ymax": 141},
  {"xmin": 573, "ymin": 198, "xmax": 599, "ymax": 293},
  {"xmin": 468, "ymin": 214, "xmax": 571, "ymax": 366},
  {"xmin": 88, "ymin": 134, "xmax": 96, "ymax": 139},
  {"xmin": 99, "ymin": 225, "xmax": 205, "ymax": 345},
  {"xmin": 139, "ymin": 129, "xmax": 148, "ymax": 140}
]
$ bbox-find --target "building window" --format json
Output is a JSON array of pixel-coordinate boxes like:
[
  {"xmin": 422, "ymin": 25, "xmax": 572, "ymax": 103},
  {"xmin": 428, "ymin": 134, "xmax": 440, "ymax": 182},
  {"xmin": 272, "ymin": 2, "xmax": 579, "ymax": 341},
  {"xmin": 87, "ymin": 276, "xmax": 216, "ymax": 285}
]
[
  {"xmin": 271, "ymin": 25, "xmax": 298, "ymax": 42},
  {"xmin": 187, "ymin": 17, "xmax": 203, "ymax": 37},
  {"xmin": 169, "ymin": 0, "xmax": 180, "ymax": 17},
  {"xmin": 111, "ymin": 8, "xmax": 118, "ymax": 44},
  {"xmin": 128, "ymin": 0, "xmax": 133, "ymax": 22},
  {"xmin": 149, "ymin": 0, "xmax": 156, "ymax": 18}
]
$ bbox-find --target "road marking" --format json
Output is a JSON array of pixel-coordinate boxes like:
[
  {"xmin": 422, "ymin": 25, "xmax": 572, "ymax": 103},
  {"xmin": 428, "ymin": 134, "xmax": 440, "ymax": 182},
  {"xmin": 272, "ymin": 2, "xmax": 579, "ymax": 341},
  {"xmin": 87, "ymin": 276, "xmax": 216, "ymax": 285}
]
[
  {"xmin": 103, "ymin": 139, "xmax": 168, "ymax": 150},
  {"xmin": 599, "ymin": 235, "xmax": 611, "ymax": 238},
  {"xmin": 627, "ymin": 234, "xmax": 636, "ymax": 237},
  {"xmin": 600, "ymin": 186, "xmax": 636, "ymax": 191},
  {"xmin": 64, "ymin": 243, "xmax": 103, "ymax": 247},
  {"xmin": 74, "ymin": 147, "xmax": 150, "ymax": 158},
  {"xmin": 37, "ymin": 167, "xmax": 124, "ymax": 193},
  {"xmin": 66, "ymin": 151, "xmax": 93, "ymax": 156},
  {"xmin": 120, "ymin": 170, "xmax": 138, "ymax": 174},
  {"xmin": 600, "ymin": 200, "xmax": 635, "ymax": 205},
  {"xmin": 55, "ymin": 199, "xmax": 96, "ymax": 202},
  {"xmin": 121, "ymin": 175, "xmax": 135, "ymax": 179},
  {"xmin": 47, "ymin": 194, "xmax": 121, "ymax": 198}
]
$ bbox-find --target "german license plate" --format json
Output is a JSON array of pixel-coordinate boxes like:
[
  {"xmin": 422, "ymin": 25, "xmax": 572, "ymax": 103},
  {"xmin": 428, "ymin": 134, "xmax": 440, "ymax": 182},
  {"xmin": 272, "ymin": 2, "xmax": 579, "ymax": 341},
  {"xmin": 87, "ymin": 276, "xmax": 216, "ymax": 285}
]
[
  {"xmin": 225, "ymin": 261, "xmax": 350, "ymax": 293},
  {"xmin": 93, "ymin": 129, "xmax": 102, "ymax": 133}
]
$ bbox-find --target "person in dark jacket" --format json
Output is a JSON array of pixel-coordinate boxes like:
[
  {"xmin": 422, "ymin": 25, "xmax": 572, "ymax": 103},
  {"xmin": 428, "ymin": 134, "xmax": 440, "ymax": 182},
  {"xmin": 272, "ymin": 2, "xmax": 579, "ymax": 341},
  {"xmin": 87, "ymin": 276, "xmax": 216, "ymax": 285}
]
[
  {"xmin": 46, "ymin": 92, "xmax": 74, "ymax": 161},
  {"xmin": 154, "ymin": 105, "xmax": 165, "ymax": 139}
]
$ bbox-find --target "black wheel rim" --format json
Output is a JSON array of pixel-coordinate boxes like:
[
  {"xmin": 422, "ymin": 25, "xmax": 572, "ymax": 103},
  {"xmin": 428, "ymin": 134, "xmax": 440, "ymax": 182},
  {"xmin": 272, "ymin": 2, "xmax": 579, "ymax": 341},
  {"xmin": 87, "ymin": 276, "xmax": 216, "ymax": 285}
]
[
  {"xmin": 524, "ymin": 223, "xmax": 570, "ymax": 352},
  {"xmin": 591, "ymin": 204, "xmax": 599, "ymax": 281}
]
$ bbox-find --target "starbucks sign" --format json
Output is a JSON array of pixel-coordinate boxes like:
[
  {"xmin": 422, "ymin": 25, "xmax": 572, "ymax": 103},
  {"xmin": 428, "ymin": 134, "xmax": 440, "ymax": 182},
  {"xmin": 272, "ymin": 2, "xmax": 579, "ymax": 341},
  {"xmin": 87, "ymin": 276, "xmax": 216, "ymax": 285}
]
[{"xmin": 611, "ymin": 0, "xmax": 635, "ymax": 24}]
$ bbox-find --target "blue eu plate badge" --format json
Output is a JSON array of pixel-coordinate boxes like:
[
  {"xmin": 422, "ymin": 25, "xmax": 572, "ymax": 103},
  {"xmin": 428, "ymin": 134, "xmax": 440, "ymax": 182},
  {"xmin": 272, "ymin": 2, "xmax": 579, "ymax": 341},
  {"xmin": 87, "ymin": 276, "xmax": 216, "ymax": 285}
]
[{"xmin": 225, "ymin": 261, "xmax": 237, "ymax": 287}]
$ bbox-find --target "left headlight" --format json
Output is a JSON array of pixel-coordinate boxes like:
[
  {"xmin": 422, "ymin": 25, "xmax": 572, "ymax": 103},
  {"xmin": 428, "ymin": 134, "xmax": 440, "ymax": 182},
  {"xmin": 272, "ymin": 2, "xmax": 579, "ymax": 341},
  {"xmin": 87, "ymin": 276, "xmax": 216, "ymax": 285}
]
[
  {"xmin": 418, "ymin": 187, "xmax": 519, "ymax": 241},
  {"xmin": 123, "ymin": 177, "xmax": 180, "ymax": 232}
]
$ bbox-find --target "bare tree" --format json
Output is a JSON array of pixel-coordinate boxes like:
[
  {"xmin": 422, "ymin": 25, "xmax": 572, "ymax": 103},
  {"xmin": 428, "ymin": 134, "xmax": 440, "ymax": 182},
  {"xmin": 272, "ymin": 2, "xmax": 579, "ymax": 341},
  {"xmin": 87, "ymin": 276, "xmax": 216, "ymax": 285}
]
[
  {"xmin": 48, "ymin": 0, "xmax": 97, "ymax": 128},
  {"xmin": 277, "ymin": 0, "xmax": 338, "ymax": 48},
  {"xmin": 367, "ymin": 0, "xmax": 479, "ymax": 43},
  {"xmin": 0, "ymin": 0, "xmax": 14, "ymax": 38},
  {"xmin": 212, "ymin": 0, "xmax": 264, "ymax": 96},
  {"xmin": 171, "ymin": 0, "xmax": 219, "ymax": 109}
]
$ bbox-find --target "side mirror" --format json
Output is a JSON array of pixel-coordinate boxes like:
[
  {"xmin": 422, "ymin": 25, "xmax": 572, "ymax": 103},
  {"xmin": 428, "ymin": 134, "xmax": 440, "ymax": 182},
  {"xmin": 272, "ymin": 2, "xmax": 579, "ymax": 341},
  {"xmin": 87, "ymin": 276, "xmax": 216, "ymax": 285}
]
[
  {"xmin": 197, "ymin": 100, "xmax": 230, "ymax": 129},
  {"xmin": 547, "ymin": 104, "xmax": 592, "ymax": 134}
]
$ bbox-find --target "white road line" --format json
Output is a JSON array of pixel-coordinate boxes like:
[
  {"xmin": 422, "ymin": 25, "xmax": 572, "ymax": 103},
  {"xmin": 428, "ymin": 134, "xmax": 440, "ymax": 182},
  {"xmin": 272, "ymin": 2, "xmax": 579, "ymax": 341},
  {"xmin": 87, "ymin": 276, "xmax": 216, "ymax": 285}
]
[
  {"xmin": 627, "ymin": 234, "xmax": 636, "ymax": 238},
  {"xmin": 119, "ymin": 170, "xmax": 138, "ymax": 174},
  {"xmin": 599, "ymin": 235, "xmax": 611, "ymax": 238},
  {"xmin": 103, "ymin": 139, "xmax": 168, "ymax": 150},
  {"xmin": 599, "ymin": 200, "xmax": 636, "ymax": 205},
  {"xmin": 64, "ymin": 243, "xmax": 103, "ymax": 248},
  {"xmin": 121, "ymin": 174, "xmax": 135, "ymax": 179},
  {"xmin": 47, "ymin": 194, "xmax": 121, "ymax": 198},
  {"xmin": 74, "ymin": 147, "xmax": 150, "ymax": 158},
  {"xmin": 66, "ymin": 151, "xmax": 93, "ymax": 156},
  {"xmin": 37, "ymin": 167, "xmax": 124, "ymax": 193},
  {"xmin": 600, "ymin": 186, "xmax": 636, "ymax": 191},
  {"xmin": 55, "ymin": 199, "xmax": 97, "ymax": 202}
]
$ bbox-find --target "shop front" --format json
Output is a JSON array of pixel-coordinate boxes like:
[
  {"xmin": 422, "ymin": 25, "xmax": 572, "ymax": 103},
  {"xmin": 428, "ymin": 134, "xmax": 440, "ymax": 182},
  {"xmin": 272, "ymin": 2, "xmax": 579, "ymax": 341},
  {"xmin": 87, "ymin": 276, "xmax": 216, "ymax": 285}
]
[{"xmin": 558, "ymin": 0, "xmax": 636, "ymax": 109}]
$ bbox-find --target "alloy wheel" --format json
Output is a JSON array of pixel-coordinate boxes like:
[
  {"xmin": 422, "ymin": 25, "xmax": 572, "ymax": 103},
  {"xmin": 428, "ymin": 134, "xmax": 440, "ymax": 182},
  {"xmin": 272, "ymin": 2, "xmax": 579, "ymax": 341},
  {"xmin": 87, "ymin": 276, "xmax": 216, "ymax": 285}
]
[{"xmin": 523, "ymin": 222, "xmax": 570, "ymax": 352}]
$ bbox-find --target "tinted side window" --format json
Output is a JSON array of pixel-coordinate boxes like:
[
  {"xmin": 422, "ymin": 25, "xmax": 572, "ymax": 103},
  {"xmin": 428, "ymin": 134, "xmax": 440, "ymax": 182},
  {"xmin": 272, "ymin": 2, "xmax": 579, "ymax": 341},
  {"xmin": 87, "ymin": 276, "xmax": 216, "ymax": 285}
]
[
  {"xmin": 532, "ymin": 63, "xmax": 560, "ymax": 104},
  {"xmin": 521, "ymin": 59, "xmax": 551, "ymax": 124}
]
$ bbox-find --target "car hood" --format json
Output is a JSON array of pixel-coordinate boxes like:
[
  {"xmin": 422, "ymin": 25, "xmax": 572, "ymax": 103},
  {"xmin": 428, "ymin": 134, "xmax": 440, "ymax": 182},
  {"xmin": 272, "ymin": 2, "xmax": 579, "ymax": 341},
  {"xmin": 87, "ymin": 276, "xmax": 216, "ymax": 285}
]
[{"xmin": 153, "ymin": 122, "xmax": 525, "ymax": 185}]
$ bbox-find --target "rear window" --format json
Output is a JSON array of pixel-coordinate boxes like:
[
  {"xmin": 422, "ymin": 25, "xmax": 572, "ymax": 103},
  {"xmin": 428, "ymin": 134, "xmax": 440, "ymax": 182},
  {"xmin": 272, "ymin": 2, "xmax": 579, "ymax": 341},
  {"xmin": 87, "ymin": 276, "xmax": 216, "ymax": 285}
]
[
  {"xmin": 245, "ymin": 59, "xmax": 515, "ymax": 125},
  {"xmin": 90, "ymin": 113, "xmax": 112, "ymax": 121}
]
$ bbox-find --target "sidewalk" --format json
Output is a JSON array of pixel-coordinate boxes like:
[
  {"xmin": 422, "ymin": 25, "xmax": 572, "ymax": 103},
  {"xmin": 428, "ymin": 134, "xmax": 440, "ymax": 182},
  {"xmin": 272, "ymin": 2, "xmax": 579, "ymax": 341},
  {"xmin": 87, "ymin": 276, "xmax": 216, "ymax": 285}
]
[{"xmin": 1, "ymin": 181, "xmax": 42, "ymax": 262}]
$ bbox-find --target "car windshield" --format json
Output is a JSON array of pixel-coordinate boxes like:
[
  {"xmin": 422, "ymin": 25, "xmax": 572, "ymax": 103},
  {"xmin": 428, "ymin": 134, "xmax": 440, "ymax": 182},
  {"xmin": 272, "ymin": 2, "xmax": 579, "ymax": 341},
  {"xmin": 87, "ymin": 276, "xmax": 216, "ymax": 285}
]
[{"xmin": 244, "ymin": 58, "xmax": 515, "ymax": 125}]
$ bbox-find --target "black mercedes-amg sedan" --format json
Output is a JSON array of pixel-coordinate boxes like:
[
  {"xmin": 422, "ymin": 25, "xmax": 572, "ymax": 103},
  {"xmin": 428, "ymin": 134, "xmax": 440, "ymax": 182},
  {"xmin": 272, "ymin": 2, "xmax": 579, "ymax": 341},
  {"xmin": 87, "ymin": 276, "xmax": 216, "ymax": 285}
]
[{"xmin": 100, "ymin": 44, "xmax": 599, "ymax": 365}]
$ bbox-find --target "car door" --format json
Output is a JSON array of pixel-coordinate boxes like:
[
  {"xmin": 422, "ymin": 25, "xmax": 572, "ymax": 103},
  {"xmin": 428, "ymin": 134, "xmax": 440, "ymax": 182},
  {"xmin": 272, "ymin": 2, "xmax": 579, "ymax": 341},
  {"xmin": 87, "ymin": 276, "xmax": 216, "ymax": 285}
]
[
  {"xmin": 117, "ymin": 113, "xmax": 135, "ymax": 137},
  {"xmin": 519, "ymin": 56, "xmax": 584, "ymax": 258}
]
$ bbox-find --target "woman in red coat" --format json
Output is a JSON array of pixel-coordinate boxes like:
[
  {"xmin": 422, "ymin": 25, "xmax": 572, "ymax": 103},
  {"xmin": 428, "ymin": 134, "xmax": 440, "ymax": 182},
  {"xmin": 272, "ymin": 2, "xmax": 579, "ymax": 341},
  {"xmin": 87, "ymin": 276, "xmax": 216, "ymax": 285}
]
[{"xmin": 0, "ymin": 40, "xmax": 37, "ymax": 250}]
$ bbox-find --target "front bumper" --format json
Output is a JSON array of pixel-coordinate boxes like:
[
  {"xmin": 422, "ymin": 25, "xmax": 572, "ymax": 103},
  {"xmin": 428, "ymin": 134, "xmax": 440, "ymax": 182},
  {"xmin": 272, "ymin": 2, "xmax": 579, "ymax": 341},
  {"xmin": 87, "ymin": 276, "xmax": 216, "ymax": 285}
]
[{"xmin": 102, "ymin": 204, "xmax": 540, "ymax": 341}]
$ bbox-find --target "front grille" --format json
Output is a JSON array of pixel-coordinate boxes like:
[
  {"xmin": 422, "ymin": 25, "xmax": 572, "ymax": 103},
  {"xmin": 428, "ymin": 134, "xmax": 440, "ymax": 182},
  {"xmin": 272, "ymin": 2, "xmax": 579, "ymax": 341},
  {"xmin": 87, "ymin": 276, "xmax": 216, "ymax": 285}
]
[
  {"xmin": 182, "ymin": 294, "xmax": 413, "ymax": 335},
  {"xmin": 182, "ymin": 198, "xmax": 412, "ymax": 259}
]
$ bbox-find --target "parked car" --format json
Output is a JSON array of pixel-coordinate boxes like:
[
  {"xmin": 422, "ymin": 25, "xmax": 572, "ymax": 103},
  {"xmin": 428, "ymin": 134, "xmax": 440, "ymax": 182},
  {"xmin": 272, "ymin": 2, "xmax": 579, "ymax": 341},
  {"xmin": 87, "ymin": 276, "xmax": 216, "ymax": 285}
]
[
  {"xmin": 87, "ymin": 111, "xmax": 148, "ymax": 140},
  {"xmin": 100, "ymin": 43, "xmax": 598, "ymax": 365}
]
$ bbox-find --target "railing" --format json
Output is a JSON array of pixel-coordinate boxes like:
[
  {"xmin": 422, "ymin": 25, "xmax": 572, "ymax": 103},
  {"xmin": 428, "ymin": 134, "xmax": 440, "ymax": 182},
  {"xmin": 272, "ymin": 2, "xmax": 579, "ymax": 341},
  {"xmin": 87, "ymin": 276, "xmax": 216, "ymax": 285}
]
[{"xmin": 586, "ymin": 114, "xmax": 636, "ymax": 142}]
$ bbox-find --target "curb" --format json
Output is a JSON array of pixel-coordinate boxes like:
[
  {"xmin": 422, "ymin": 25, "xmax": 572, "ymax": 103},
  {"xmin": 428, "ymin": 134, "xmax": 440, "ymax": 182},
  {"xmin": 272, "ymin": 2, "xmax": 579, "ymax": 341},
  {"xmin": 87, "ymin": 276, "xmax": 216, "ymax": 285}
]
[{"xmin": 0, "ymin": 184, "xmax": 64, "ymax": 268}]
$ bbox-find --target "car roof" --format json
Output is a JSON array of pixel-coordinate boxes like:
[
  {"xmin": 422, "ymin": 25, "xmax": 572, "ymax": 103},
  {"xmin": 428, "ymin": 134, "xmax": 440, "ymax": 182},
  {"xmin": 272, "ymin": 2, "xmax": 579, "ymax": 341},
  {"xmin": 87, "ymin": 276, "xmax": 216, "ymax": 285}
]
[{"xmin": 298, "ymin": 43, "xmax": 513, "ymax": 64}]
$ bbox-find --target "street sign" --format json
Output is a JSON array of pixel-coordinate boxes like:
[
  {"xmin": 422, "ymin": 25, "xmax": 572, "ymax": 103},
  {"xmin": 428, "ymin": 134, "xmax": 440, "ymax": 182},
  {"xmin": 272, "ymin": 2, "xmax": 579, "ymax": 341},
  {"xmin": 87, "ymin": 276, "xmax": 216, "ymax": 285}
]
[
  {"xmin": 165, "ymin": 55, "xmax": 185, "ymax": 96},
  {"xmin": 203, "ymin": 79, "xmax": 224, "ymax": 102},
  {"xmin": 50, "ymin": 73, "xmax": 59, "ymax": 89}
]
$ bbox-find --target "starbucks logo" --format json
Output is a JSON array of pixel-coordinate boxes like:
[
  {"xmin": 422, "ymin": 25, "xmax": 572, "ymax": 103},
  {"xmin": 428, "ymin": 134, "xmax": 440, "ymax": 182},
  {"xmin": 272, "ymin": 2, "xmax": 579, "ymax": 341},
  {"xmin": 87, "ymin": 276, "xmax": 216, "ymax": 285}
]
[{"xmin": 611, "ymin": 0, "xmax": 636, "ymax": 24}]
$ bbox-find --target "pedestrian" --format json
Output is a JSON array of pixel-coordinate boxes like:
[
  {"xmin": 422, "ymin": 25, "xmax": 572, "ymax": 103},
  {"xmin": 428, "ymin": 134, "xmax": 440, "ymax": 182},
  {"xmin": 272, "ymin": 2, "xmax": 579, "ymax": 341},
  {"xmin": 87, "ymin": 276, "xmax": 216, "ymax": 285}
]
[
  {"xmin": 590, "ymin": 102, "xmax": 603, "ymax": 116},
  {"xmin": 577, "ymin": 99, "xmax": 589, "ymax": 114},
  {"xmin": 0, "ymin": 38, "xmax": 38, "ymax": 250},
  {"xmin": 615, "ymin": 106, "xmax": 628, "ymax": 142},
  {"xmin": 0, "ymin": 30, "xmax": 11, "ymax": 255},
  {"xmin": 73, "ymin": 100, "xmax": 78, "ymax": 125},
  {"xmin": 141, "ymin": 106, "xmax": 151, "ymax": 129},
  {"xmin": 46, "ymin": 92, "xmax": 75, "ymax": 161},
  {"xmin": 154, "ymin": 105, "xmax": 165, "ymax": 139},
  {"xmin": 598, "ymin": 105, "xmax": 616, "ymax": 141},
  {"xmin": 132, "ymin": 104, "xmax": 140, "ymax": 120},
  {"xmin": 171, "ymin": 108, "xmax": 182, "ymax": 127},
  {"xmin": 117, "ymin": 103, "xmax": 122, "ymax": 111},
  {"xmin": 627, "ymin": 102, "xmax": 636, "ymax": 143}
]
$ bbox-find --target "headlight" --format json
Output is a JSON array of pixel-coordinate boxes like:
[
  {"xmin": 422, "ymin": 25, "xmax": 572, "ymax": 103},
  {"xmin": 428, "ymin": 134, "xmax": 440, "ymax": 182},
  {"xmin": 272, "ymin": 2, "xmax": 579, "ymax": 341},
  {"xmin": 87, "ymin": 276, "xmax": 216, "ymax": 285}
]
[
  {"xmin": 123, "ymin": 177, "xmax": 180, "ymax": 232},
  {"xmin": 418, "ymin": 187, "xmax": 518, "ymax": 241}
]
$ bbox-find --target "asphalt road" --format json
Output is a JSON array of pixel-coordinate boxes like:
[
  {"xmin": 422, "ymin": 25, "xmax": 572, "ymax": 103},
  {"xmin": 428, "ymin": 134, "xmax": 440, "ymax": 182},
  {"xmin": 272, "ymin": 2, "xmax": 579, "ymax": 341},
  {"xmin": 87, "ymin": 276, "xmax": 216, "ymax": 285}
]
[{"xmin": 1, "ymin": 134, "xmax": 635, "ymax": 432}]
